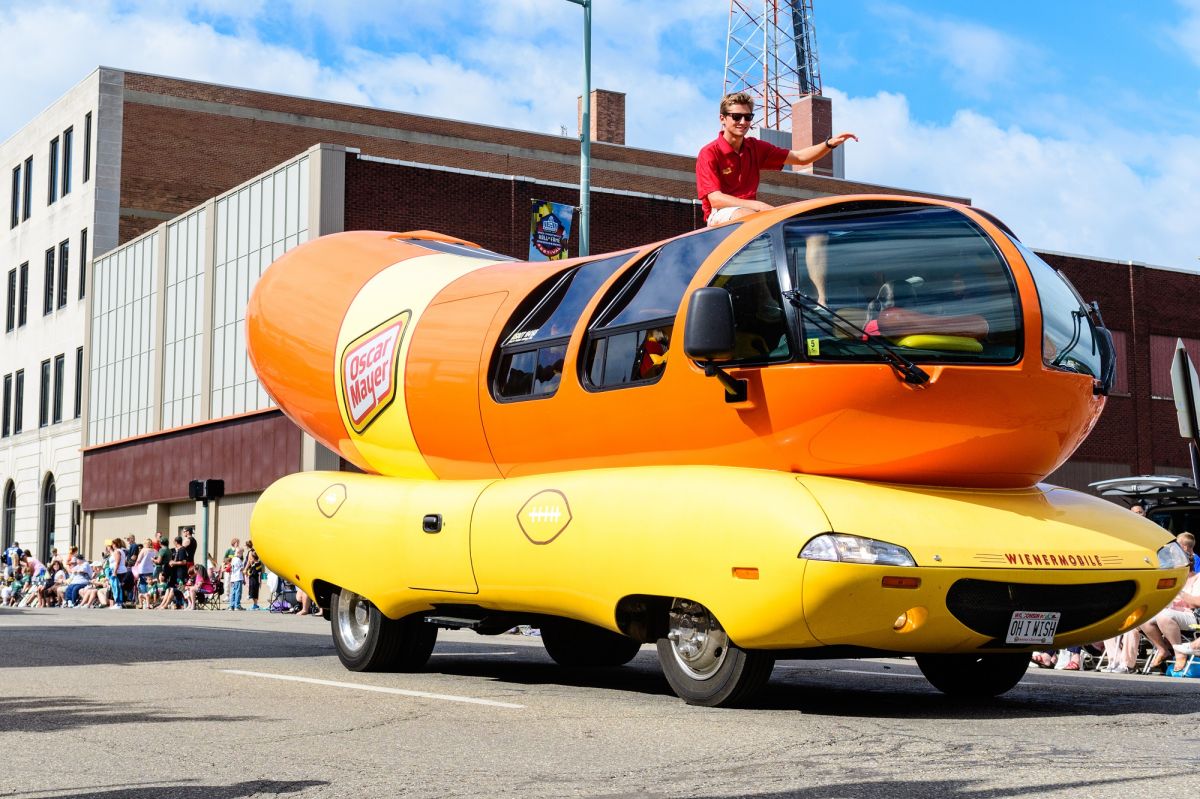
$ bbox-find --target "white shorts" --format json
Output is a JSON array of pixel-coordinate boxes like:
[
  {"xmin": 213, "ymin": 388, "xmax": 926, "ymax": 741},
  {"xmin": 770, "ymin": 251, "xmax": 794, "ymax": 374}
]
[
  {"xmin": 1155, "ymin": 607, "xmax": 1197, "ymax": 630},
  {"xmin": 707, "ymin": 206, "xmax": 751, "ymax": 226}
]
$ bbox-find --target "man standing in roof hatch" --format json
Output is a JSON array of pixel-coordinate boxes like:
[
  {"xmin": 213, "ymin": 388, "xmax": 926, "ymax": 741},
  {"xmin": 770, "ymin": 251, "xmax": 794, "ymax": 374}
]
[{"xmin": 696, "ymin": 91, "xmax": 858, "ymax": 227}]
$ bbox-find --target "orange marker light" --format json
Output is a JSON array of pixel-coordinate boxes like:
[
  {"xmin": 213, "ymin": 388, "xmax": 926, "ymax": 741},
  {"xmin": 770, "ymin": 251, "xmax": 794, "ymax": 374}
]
[
  {"xmin": 882, "ymin": 576, "xmax": 921, "ymax": 589},
  {"xmin": 1158, "ymin": 577, "xmax": 1178, "ymax": 590},
  {"xmin": 732, "ymin": 567, "xmax": 760, "ymax": 580}
]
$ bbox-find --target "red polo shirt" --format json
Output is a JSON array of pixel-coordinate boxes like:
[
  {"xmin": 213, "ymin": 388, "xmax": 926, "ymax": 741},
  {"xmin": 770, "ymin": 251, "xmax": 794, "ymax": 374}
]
[{"xmin": 696, "ymin": 134, "xmax": 790, "ymax": 222}]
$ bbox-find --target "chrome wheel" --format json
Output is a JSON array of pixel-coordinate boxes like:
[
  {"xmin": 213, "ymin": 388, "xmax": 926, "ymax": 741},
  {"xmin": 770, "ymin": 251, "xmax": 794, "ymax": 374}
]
[
  {"xmin": 665, "ymin": 598, "xmax": 729, "ymax": 680},
  {"xmin": 335, "ymin": 590, "xmax": 372, "ymax": 655}
]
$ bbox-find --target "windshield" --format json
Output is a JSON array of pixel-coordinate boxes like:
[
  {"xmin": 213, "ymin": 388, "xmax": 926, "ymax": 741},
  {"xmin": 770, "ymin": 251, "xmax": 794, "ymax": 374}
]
[
  {"xmin": 783, "ymin": 205, "xmax": 1021, "ymax": 363},
  {"xmin": 1016, "ymin": 242, "xmax": 1103, "ymax": 379}
]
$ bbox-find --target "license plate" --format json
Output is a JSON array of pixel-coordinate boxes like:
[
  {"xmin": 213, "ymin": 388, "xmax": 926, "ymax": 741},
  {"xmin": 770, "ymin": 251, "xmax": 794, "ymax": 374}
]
[{"xmin": 1006, "ymin": 611, "xmax": 1060, "ymax": 645}]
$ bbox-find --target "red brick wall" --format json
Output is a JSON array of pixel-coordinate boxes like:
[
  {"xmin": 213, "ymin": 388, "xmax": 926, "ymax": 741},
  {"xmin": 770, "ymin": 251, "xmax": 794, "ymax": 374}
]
[
  {"xmin": 81, "ymin": 411, "xmax": 301, "ymax": 510},
  {"xmin": 1044, "ymin": 252, "xmax": 1200, "ymax": 476},
  {"xmin": 116, "ymin": 72, "xmax": 961, "ymax": 245},
  {"xmin": 343, "ymin": 155, "xmax": 702, "ymax": 258}
]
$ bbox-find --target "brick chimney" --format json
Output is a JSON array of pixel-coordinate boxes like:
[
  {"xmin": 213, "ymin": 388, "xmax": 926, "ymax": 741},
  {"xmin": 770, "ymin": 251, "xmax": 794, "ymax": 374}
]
[
  {"xmin": 577, "ymin": 89, "xmax": 626, "ymax": 145},
  {"xmin": 792, "ymin": 95, "xmax": 841, "ymax": 178}
]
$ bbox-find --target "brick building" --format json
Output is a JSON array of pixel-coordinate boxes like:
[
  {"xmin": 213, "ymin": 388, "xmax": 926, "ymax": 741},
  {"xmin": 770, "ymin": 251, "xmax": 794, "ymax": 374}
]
[{"xmin": 1, "ymin": 67, "xmax": 1195, "ymax": 562}]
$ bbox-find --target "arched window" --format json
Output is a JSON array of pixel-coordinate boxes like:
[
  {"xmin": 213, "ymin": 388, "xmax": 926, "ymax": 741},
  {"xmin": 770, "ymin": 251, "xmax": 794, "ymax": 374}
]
[
  {"xmin": 582, "ymin": 224, "xmax": 740, "ymax": 390},
  {"xmin": 1, "ymin": 481, "xmax": 14, "ymax": 550},
  {"xmin": 40, "ymin": 473, "xmax": 55, "ymax": 563},
  {"xmin": 492, "ymin": 253, "xmax": 631, "ymax": 401}
]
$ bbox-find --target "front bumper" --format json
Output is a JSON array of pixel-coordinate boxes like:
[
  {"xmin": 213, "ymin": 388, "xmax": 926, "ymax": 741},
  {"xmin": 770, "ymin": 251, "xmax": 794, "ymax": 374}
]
[{"xmin": 777, "ymin": 561, "xmax": 1186, "ymax": 653}]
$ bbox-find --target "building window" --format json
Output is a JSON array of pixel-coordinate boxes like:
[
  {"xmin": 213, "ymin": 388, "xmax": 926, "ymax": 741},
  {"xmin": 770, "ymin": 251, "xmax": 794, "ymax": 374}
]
[
  {"xmin": 17, "ymin": 262, "xmax": 27, "ymax": 327},
  {"xmin": 13, "ymin": 370, "xmax": 24, "ymax": 433},
  {"xmin": 9, "ymin": 166, "xmax": 18, "ymax": 229},
  {"xmin": 83, "ymin": 112, "xmax": 92, "ymax": 184},
  {"xmin": 5, "ymin": 269, "xmax": 14, "ymax": 332},
  {"xmin": 39, "ymin": 359, "xmax": 50, "ymax": 428},
  {"xmin": 57, "ymin": 240, "xmax": 68, "ymax": 309},
  {"xmin": 2, "ymin": 374, "xmax": 10, "ymax": 437},
  {"xmin": 43, "ymin": 249, "xmax": 54, "ymax": 315},
  {"xmin": 78, "ymin": 228, "xmax": 88, "ymax": 300},
  {"xmin": 61, "ymin": 127, "xmax": 72, "ymax": 197},
  {"xmin": 40, "ymin": 474, "xmax": 55, "ymax": 564},
  {"xmin": 52, "ymin": 354, "xmax": 64, "ymax": 424},
  {"xmin": 21, "ymin": 157, "xmax": 32, "ymax": 221},
  {"xmin": 1150, "ymin": 335, "xmax": 1200, "ymax": 399},
  {"xmin": 2, "ymin": 482, "xmax": 14, "ymax": 550},
  {"xmin": 74, "ymin": 347, "xmax": 83, "ymax": 419},
  {"xmin": 47, "ymin": 138, "xmax": 59, "ymax": 205}
]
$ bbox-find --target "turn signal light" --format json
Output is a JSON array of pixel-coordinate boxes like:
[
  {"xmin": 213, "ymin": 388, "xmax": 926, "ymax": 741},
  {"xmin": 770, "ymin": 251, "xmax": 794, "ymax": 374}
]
[
  {"xmin": 1158, "ymin": 577, "xmax": 1178, "ymax": 590},
  {"xmin": 882, "ymin": 576, "xmax": 921, "ymax": 589},
  {"xmin": 732, "ymin": 567, "xmax": 760, "ymax": 580},
  {"xmin": 1119, "ymin": 605, "xmax": 1147, "ymax": 631}
]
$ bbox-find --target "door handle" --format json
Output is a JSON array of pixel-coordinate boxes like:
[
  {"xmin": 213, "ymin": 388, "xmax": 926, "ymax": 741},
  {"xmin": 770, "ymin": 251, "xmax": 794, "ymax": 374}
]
[{"xmin": 422, "ymin": 514, "xmax": 443, "ymax": 533}]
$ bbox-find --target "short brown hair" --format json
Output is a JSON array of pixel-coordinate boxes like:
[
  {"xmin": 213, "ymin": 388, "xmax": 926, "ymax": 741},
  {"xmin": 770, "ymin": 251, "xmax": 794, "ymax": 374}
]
[
  {"xmin": 1178, "ymin": 532, "xmax": 1195, "ymax": 547},
  {"xmin": 720, "ymin": 92, "xmax": 754, "ymax": 116}
]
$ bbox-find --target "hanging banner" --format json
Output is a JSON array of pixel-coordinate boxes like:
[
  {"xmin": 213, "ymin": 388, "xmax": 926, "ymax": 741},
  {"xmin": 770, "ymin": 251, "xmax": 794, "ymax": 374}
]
[{"xmin": 529, "ymin": 199, "xmax": 576, "ymax": 261}]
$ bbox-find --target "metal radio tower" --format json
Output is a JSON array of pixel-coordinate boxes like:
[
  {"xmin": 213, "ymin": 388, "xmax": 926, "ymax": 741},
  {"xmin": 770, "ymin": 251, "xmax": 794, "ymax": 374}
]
[{"xmin": 723, "ymin": 0, "xmax": 822, "ymax": 132}]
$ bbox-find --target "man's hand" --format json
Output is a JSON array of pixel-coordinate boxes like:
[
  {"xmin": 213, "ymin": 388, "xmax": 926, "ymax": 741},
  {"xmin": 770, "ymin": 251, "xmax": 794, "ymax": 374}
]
[{"xmin": 785, "ymin": 132, "xmax": 859, "ymax": 167}]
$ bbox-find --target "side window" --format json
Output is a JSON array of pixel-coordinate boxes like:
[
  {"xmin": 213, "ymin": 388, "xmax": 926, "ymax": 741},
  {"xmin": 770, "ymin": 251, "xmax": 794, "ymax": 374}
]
[
  {"xmin": 584, "ymin": 224, "xmax": 740, "ymax": 389},
  {"xmin": 709, "ymin": 234, "xmax": 791, "ymax": 362},
  {"xmin": 492, "ymin": 254, "xmax": 630, "ymax": 401}
]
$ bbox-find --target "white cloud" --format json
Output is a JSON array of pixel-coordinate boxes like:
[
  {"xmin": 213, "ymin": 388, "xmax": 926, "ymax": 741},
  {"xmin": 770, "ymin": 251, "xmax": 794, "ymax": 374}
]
[
  {"xmin": 829, "ymin": 87, "xmax": 1200, "ymax": 272},
  {"xmin": 1170, "ymin": 0, "xmax": 1200, "ymax": 66}
]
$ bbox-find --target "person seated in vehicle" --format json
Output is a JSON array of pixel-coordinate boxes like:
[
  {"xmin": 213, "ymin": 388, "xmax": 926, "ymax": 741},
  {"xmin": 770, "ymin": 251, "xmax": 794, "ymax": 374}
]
[
  {"xmin": 863, "ymin": 278, "xmax": 989, "ymax": 343},
  {"xmin": 637, "ymin": 328, "xmax": 670, "ymax": 379}
]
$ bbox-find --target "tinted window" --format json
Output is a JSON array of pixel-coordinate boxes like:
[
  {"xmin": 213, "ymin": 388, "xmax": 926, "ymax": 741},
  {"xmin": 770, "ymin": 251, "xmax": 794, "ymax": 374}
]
[
  {"xmin": 784, "ymin": 205, "xmax": 1020, "ymax": 364},
  {"xmin": 397, "ymin": 238, "xmax": 515, "ymax": 261},
  {"xmin": 1018, "ymin": 242, "xmax": 1103, "ymax": 379},
  {"xmin": 598, "ymin": 225, "xmax": 739, "ymax": 330},
  {"xmin": 709, "ymin": 234, "xmax": 791, "ymax": 362},
  {"xmin": 492, "ymin": 254, "xmax": 632, "ymax": 401},
  {"xmin": 505, "ymin": 254, "xmax": 630, "ymax": 346}
]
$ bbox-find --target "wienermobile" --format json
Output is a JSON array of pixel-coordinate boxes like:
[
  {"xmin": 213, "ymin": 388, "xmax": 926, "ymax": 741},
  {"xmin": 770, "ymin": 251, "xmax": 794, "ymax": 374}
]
[{"xmin": 247, "ymin": 195, "xmax": 1187, "ymax": 706}]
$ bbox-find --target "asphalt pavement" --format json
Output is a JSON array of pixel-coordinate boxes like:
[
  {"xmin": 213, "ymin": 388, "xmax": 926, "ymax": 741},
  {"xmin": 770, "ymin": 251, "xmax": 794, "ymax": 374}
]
[{"xmin": 2, "ymin": 606, "xmax": 1199, "ymax": 799}]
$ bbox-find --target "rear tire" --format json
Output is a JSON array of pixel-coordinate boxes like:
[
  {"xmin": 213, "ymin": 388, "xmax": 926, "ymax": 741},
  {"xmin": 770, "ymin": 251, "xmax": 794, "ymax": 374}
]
[
  {"xmin": 655, "ymin": 598, "xmax": 774, "ymax": 707},
  {"xmin": 541, "ymin": 619, "xmax": 642, "ymax": 667},
  {"xmin": 916, "ymin": 652, "xmax": 1029, "ymax": 698},
  {"xmin": 329, "ymin": 588, "xmax": 437, "ymax": 672}
]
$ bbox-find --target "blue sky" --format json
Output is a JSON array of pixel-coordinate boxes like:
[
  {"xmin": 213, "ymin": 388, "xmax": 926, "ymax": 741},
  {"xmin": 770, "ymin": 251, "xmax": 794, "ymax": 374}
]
[{"xmin": 2, "ymin": 1, "xmax": 1197, "ymax": 270}]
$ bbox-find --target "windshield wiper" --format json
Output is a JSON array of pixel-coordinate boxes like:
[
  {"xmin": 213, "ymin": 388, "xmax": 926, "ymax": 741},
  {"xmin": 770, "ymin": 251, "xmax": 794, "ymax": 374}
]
[
  {"xmin": 1051, "ymin": 309, "xmax": 1088, "ymax": 369},
  {"xmin": 782, "ymin": 290, "xmax": 930, "ymax": 386}
]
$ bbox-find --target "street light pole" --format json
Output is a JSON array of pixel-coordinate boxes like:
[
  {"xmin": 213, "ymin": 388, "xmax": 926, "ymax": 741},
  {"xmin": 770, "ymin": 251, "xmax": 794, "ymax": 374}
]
[{"xmin": 565, "ymin": 0, "xmax": 591, "ymax": 256}]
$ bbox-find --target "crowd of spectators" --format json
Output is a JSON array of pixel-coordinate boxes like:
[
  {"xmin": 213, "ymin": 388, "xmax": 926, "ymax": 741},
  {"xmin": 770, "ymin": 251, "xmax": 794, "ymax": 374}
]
[{"xmin": 0, "ymin": 532, "xmax": 320, "ymax": 615}]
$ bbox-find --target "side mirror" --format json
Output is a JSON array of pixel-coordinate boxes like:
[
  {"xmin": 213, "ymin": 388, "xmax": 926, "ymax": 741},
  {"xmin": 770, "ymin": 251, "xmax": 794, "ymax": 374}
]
[
  {"xmin": 1094, "ymin": 325, "xmax": 1116, "ymax": 396},
  {"xmin": 685, "ymin": 287, "xmax": 747, "ymax": 402},
  {"xmin": 684, "ymin": 287, "xmax": 735, "ymax": 362}
]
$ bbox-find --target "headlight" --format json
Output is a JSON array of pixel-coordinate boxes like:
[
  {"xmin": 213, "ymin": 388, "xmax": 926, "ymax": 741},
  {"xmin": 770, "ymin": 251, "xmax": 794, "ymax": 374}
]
[
  {"xmin": 799, "ymin": 534, "xmax": 917, "ymax": 567},
  {"xmin": 1156, "ymin": 542, "xmax": 1189, "ymax": 570}
]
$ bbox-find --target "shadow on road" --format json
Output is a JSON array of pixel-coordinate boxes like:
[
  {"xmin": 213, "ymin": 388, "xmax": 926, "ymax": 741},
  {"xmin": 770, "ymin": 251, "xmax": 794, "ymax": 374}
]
[
  {"xmin": 0, "ymin": 695, "xmax": 259, "ymax": 734},
  {"xmin": 0, "ymin": 621, "xmax": 333, "ymax": 669},
  {"xmin": 12, "ymin": 780, "xmax": 327, "ymax": 799},
  {"xmin": 680, "ymin": 773, "xmax": 1152, "ymax": 799}
]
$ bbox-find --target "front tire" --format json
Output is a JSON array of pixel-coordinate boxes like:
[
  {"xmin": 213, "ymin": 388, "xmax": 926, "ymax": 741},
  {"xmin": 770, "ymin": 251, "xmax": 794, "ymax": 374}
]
[
  {"xmin": 656, "ymin": 598, "xmax": 774, "ymax": 707},
  {"xmin": 541, "ymin": 619, "xmax": 642, "ymax": 667},
  {"xmin": 916, "ymin": 652, "xmax": 1029, "ymax": 698},
  {"xmin": 329, "ymin": 588, "xmax": 437, "ymax": 672}
]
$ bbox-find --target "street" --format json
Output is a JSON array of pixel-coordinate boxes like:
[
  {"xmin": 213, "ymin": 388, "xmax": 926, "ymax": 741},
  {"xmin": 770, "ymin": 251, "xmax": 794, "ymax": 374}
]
[{"xmin": 2, "ymin": 606, "xmax": 1199, "ymax": 799}]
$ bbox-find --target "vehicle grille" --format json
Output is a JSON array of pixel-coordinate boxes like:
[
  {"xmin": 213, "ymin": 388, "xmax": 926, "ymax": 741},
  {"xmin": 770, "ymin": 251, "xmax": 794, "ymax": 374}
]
[{"xmin": 946, "ymin": 579, "xmax": 1137, "ymax": 638}]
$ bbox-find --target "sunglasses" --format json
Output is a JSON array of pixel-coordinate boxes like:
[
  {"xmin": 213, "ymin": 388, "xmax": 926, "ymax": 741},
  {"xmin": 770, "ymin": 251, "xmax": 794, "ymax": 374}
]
[{"xmin": 725, "ymin": 112, "xmax": 754, "ymax": 122}]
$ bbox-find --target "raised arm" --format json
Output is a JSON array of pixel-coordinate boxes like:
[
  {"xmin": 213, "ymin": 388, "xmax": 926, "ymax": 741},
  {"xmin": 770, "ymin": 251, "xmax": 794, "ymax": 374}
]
[{"xmin": 784, "ymin": 132, "xmax": 859, "ymax": 167}]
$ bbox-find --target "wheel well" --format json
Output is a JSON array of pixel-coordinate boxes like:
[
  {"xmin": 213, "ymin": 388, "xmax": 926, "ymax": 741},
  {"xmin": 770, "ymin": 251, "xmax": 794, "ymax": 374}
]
[
  {"xmin": 615, "ymin": 594, "xmax": 673, "ymax": 643},
  {"xmin": 311, "ymin": 579, "xmax": 336, "ymax": 610}
]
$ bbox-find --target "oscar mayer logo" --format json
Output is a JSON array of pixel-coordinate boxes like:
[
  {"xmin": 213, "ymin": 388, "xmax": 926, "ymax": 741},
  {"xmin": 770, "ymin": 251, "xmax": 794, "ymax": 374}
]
[{"xmin": 339, "ymin": 311, "xmax": 410, "ymax": 434}]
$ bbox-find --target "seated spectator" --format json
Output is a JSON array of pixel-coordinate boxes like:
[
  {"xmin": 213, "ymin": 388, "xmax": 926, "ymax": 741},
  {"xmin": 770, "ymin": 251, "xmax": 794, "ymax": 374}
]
[
  {"xmin": 185, "ymin": 565, "xmax": 215, "ymax": 611},
  {"xmin": 1140, "ymin": 569, "xmax": 1200, "ymax": 672},
  {"xmin": 63, "ymin": 556, "xmax": 92, "ymax": 607}
]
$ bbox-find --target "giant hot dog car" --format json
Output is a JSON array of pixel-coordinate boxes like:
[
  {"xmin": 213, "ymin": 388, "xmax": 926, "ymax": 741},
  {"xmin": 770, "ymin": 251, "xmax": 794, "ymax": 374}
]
[{"xmin": 247, "ymin": 195, "xmax": 1187, "ymax": 707}]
